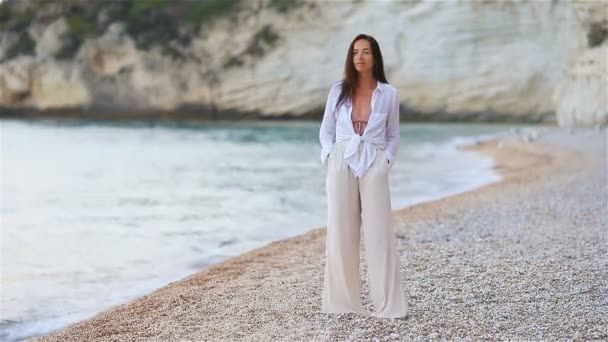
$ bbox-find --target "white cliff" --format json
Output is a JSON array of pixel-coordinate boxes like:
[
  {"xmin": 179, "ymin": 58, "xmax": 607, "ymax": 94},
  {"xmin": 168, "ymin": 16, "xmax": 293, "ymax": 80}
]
[
  {"xmin": 554, "ymin": 0, "xmax": 607, "ymax": 127},
  {"xmin": 0, "ymin": 0, "xmax": 605, "ymax": 126}
]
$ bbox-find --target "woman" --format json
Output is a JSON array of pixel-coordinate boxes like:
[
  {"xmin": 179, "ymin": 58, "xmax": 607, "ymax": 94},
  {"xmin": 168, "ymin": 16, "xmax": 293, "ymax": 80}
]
[{"xmin": 319, "ymin": 34, "xmax": 408, "ymax": 318}]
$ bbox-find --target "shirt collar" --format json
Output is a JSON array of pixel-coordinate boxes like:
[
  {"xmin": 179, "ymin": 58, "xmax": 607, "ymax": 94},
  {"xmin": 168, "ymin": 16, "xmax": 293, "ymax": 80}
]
[{"xmin": 375, "ymin": 81, "xmax": 386, "ymax": 93}]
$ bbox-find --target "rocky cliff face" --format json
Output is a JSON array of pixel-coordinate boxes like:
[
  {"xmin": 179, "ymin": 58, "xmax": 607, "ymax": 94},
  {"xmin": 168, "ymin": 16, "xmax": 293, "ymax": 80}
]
[
  {"xmin": 554, "ymin": 1, "xmax": 607, "ymax": 127},
  {"xmin": 0, "ymin": 0, "xmax": 606, "ymax": 125}
]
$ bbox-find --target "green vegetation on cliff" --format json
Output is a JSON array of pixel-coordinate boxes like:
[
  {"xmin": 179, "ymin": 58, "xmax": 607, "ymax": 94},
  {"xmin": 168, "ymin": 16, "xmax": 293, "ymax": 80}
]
[{"xmin": 0, "ymin": 0, "xmax": 299, "ymax": 63}]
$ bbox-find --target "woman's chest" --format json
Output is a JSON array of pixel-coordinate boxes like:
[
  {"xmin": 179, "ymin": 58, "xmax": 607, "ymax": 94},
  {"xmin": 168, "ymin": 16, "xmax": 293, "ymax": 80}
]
[
  {"xmin": 336, "ymin": 93, "xmax": 391, "ymax": 134},
  {"xmin": 340, "ymin": 93, "xmax": 392, "ymax": 120},
  {"xmin": 352, "ymin": 93, "xmax": 373, "ymax": 121}
]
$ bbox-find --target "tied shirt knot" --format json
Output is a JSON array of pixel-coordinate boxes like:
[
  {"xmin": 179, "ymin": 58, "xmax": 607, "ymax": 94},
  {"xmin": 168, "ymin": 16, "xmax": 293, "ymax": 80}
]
[{"xmin": 337, "ymin": 132, "xmax": 385, "ymax": 178}]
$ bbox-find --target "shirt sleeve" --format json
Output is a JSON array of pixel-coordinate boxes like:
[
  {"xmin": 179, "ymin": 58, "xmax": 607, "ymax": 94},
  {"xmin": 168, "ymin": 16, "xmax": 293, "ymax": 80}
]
[
  {"xmin": 384, "ymin": 89, "xmax": 400, "ymax": 166},
  {"xmin": 319, "ymin": 85, "xmax": 338, "ymax": 165}
]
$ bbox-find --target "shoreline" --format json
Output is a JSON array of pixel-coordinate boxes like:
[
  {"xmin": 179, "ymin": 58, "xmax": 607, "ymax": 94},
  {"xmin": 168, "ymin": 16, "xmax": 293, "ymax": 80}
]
[
  {"xmin": 32, "ymin": 127, "xmax": 607, "ymax": 341},
  {"xmin": 1, "ymin": 122, "xmax": 518, "ymax": 342},
  {"xmin": 0, "ymin": 108, "xmax": 555, "ymax": 124}
]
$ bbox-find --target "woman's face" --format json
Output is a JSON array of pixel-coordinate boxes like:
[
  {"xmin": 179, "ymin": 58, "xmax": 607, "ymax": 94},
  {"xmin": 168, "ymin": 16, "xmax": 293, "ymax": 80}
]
[{"xmin": 352, "ymin": 39, "xmax": 374, "ymax": 74}]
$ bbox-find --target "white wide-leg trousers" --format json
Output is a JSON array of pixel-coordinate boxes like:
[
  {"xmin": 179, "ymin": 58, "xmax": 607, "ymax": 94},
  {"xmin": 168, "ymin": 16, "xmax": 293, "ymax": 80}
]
[{"xmin": 322, "ymin": 140, "xmax": 409, "ymax": 318}]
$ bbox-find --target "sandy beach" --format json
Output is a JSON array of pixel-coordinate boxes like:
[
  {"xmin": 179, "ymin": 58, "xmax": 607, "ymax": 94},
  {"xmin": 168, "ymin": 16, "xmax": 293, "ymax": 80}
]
[{"xmin": 33, "ymin": 127, "xmax": 607, "ymax": 341}]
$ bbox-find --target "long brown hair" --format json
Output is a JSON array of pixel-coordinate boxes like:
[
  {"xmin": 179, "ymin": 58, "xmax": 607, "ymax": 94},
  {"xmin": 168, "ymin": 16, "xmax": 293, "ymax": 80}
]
[{"xmin": 335, "ymin": 34, "xmax": 389, "ymax": 113}]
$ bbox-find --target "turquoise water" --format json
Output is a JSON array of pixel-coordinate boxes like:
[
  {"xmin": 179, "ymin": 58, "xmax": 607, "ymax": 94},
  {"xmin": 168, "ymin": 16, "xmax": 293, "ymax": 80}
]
[{"xmin": 0, "ymin": 118, "xmax": 526, "ymax": 341}]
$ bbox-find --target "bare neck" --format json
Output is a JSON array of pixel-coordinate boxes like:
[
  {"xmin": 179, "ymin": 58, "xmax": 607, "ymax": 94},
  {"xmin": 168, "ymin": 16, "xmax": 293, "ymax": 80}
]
[{"xmin": 356, "ymin": 73, "xmax": 377, "ymax": 91}]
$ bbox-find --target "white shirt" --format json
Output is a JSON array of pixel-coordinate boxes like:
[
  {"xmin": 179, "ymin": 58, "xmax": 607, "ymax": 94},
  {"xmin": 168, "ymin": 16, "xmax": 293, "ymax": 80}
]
[{"xmin": 319, "ymin": 81, "xmax": 401, "ymax": 178}]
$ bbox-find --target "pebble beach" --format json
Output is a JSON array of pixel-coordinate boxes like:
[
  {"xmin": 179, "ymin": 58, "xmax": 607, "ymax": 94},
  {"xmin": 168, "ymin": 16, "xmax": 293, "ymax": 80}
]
[{"xmin": 32, "ymin": 127, "xmax": 607, "ymax": 341}]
